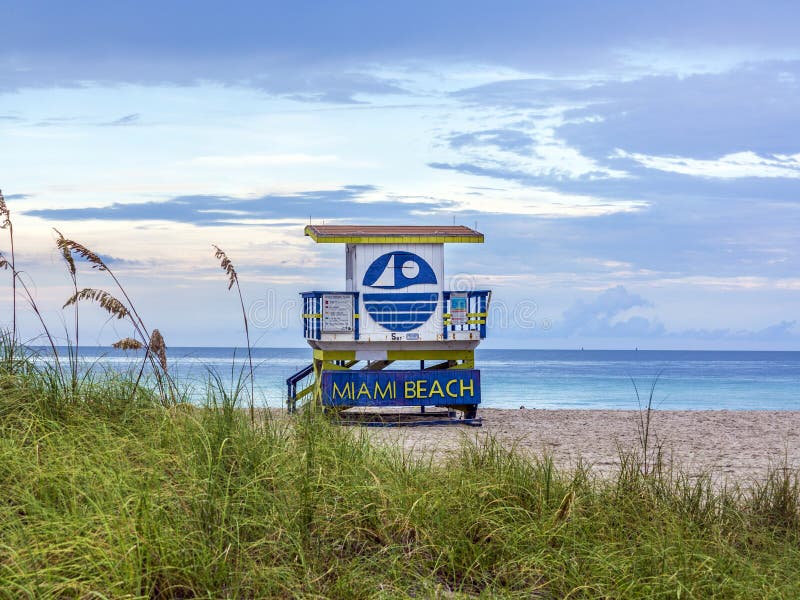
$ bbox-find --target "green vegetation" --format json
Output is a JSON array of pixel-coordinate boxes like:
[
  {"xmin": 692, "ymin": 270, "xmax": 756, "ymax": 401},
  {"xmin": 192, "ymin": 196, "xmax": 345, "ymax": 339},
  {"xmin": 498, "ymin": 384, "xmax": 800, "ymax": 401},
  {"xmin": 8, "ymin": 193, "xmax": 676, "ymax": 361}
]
[
  {"xmin": 1, "ymin": 343, "xmax": 799, "ymax": 598},
  {"xmin": 2, "ymin": 194, "xmax": 800, "ymax": 597}
]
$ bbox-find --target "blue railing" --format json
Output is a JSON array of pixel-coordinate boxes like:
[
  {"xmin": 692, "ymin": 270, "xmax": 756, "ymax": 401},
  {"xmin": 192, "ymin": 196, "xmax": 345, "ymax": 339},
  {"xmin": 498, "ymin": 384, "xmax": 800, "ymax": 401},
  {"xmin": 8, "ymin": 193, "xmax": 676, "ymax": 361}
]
[
  {"xmin": 301, "ymin": 291, "xmax": 360, "ymax": 341},
  {"xmin": 442, "ymin": 290, "xmax": 490, "ymax": 339},
  {"xmin": 301, "ymin": 289, "xmax": 490, "ymax": 340}
]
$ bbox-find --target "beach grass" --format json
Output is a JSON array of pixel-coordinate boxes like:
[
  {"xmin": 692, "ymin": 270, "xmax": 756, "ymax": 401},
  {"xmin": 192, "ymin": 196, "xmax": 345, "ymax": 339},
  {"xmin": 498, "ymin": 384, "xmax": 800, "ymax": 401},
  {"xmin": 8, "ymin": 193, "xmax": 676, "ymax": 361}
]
[
  {"xmin": 1, "ymin": 342, "xmax": 800, "ymax": 598},
  {"xmin": 1, "ymin": 214, "xmax": 798, "ymax": 597}
]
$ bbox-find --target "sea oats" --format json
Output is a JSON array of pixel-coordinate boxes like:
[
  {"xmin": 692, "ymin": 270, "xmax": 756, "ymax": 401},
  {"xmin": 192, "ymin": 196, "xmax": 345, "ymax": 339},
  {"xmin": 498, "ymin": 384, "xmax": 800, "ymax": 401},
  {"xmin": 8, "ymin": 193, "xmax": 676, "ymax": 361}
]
[
  {"xmin": 54, "ymin": 229, "xmax": 76, "ymax": 276},
  {"xmin": 64, "ymin": 288, "xmax": 130, "ymax": 320},
  {"xmin": 213, "ymin": 245, "xmax": 238, "ymax": 290},
  {"xmin": 150, "ymin": 329, "xmax": 167, "ymax": 371},
  {"xmin": 57, "ymin": 238, "xmax": 108, "ymax": 272},
  {"xmin": 0, "ymin": 190, "xmax": 10, "ymax": 229},
  {"xmin": 112, "ymin": 337, "xmax": 143, "ymax": 350},
  {"xmin": 212, "ymin": 244, "xmax": 254, "ymax": 424}
]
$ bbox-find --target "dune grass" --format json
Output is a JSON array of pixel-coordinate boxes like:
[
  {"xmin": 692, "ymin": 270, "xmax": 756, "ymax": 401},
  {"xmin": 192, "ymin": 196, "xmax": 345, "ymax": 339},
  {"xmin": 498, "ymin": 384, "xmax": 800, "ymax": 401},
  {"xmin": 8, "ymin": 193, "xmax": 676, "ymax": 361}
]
[
  {"xmin": 1, "ymin": 344, "xmax": 800, "ymax": 599},
  {"xmin": 1, "ymin": 211, "xmax": 799, "ymax": 596}
]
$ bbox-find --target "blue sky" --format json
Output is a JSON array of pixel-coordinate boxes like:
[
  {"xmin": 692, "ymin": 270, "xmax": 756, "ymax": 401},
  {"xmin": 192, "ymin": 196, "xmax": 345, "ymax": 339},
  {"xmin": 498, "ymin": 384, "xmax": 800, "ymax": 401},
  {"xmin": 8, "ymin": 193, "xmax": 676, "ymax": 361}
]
[{"xmin": 1, "ymin": 0, "xmax": 798, "ymax": 349}]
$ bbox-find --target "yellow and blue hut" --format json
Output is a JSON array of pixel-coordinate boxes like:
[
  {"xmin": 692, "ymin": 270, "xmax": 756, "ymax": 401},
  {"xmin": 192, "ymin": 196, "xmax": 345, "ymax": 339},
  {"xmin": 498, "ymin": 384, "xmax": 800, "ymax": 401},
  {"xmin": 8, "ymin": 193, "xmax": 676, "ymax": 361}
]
[{"xmin": 287, "ymin": 225, "xmax": 490, "ymax": 425}]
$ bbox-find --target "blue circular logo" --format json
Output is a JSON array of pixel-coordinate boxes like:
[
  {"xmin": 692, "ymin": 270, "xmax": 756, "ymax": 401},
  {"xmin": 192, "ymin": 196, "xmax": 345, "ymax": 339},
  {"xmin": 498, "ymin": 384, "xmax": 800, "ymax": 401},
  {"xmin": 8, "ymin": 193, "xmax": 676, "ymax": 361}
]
[{"xmin": 362, "ymin": 251, "xmax": 438, "ymax": 332}]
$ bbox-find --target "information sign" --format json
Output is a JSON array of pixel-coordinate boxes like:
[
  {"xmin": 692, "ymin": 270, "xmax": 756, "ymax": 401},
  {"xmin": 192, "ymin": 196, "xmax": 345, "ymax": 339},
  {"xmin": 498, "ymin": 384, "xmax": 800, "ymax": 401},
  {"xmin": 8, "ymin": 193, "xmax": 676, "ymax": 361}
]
[
  {"xmin": 322, "ymin": 294, "xmax": 354, "ymax": 332},
  {"xmin": 450, "ymin": 293, "xmax": 467, "ymax": 326}
]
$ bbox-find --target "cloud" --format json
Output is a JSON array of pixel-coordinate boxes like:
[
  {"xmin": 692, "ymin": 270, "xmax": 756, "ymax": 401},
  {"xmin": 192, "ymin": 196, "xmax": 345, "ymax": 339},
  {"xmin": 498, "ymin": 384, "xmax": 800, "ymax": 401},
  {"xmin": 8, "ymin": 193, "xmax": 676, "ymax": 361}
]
[
  {"xmin": 556, "ymin": 285, "xmax": 665, "ymax": 337},
  {"xmin": 432, "ymin": 182, "xmax": 647, "ymax": 217},
  {"xmin": 431, "ymin": 140, "xmax": 800, "ymax": 210},
  {"xmin": 450, "ymin": 77, "xmax": 592, "ymax": 109},
  {"xmin": 269, "ymin": 72, "xmax": 409, "ymax": 104},
  {"xmin": 439, "ymin": 121, "xmax": 630, "ymax": 182},
  {"xmin": 681, "ymin": 320, "xmax": 799, "ymax": 341},
  {"xmin": 33, "ymin": 116, "xmax": 83, "ymax": 127},
  {"xmin": 556, "ymin": 61, "xmax": 800, "ymax": 160},
  {"xmin": 613, "ymin": 150, "xmax": 800, "ymax": 179},
  {"xmin": 184, "ymin": 154, "xmax": 338, "ymax": 167},
  {"xmin": 448, "ymin": 129, "xmax": 536, "ymax": 153},
  {"xmin": 434, "ymin": 61, "xmax": 800, "ymax": 219},
  {"xmin": 96, "ymin": 254, "xmax": 147, "ymax": 266},
  {"xmin": 6, "ymin": 2, "xmax": 796, "ymax": 78},
  {"xmin": 554, "ymin": 286, "xmax": 800, "ymax": 342},
  {"xmin": 101, "ymin": 113, "xmax": 141, "ymax": 126},
  {"xmin": 22, "ymin": 185, "xmax": 462, "ymax": 226},
  {"xmin": 442, "ymin": 62, "xmax": 800, "ymax": 203},
  {"xmin": 511, "ymin": 197, "xmax": 798, "ymax": 280},
  {"xmin": 4, "ymin": 3, "xmax": 799, "ymax": 105},
  {"xmin": 427, "ymin": 160, "xmax": 630, "ymax": 189},
  {"xmin": 0, "ymin": 56, "xmax": 412, "ymax": 104}
]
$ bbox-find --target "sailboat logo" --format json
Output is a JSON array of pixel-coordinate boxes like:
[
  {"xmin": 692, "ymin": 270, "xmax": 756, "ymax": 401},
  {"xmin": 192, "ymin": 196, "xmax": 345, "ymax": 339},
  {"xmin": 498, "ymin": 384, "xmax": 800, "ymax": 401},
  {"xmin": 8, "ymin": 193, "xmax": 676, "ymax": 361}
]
[{"xmin": 362, "ymin": 251, "xmax": 438, "ymax": 332}]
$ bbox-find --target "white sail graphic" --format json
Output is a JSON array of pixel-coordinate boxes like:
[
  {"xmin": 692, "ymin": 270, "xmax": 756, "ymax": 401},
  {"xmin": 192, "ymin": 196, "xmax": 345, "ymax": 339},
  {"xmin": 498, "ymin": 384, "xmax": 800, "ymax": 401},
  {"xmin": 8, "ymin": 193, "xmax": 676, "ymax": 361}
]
[{"xmin": 371, "ymin": 255, "xmax": 395, "ymax": 287}]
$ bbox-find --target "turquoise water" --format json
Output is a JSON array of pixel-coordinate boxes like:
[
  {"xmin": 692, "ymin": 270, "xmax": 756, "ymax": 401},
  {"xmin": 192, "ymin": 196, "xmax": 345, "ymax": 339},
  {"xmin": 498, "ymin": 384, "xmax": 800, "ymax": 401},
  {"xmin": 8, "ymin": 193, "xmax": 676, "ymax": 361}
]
[{"xmin": 43, "ymin": 347, "xmax": 800, "ymax": 411}]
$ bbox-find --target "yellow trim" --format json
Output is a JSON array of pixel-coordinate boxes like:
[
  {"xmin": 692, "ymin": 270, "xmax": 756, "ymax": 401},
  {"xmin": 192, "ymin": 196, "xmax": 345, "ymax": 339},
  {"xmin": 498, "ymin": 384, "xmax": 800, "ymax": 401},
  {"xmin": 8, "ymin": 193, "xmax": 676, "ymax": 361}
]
[
  {"xmin": 443, "ymin": 318, "xmax": 486, "ymax": 325},
  {"xmin": 354, "ymin": 313, "xmax": 359, "ymax": 319},
  {"xmin": 321, "ymin": 362, "xmax": 350, "ymax": 371},
  {"xmin": 295, "ymin": 385, "xmax": 314, "ymax": 400},
  {"xmin": 387, "ymin": 350, "xmax": 473, "ymax": 361},
  {"xmin": 449, "ymin": 361, "xmax": 475, "ymax": 369},
  {"xmin": 313, "ymin": 349, "xmax": 356, "ymax": 360},
  {"xmin": 443, "ymin": 312, "xmax": 486, "ymax": 320}
]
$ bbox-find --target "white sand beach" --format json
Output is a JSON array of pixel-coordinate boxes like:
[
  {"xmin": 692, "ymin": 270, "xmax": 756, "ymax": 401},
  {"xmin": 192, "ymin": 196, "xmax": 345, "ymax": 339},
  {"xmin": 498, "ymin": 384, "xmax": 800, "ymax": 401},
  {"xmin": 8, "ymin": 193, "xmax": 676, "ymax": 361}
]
[{"xmin": 364, "ymin": 409, "xmax": 800, "ymax": 480}]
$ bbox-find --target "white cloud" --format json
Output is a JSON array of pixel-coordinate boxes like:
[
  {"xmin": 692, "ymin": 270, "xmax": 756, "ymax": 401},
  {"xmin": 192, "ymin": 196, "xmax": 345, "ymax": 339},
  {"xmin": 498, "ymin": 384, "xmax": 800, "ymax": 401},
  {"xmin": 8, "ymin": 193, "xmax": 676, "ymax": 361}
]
[
  {"xmin": 442, "ymin": 104, "xmax": 630, "ymax": 181},
  {"xmin": 615, "ymin": 149, "xmax": 800, "ymax": 179},
  {"xmin": 185, "ymin": 154, "xmax": 339, "ymax": 167},
  {"xmin": 352, "ymin": 180, "xmax": 648, "ymax": 218},
  {"xmin": 444, "ymin": 186, "xmax": 645, "ymax": 217},
  {"xmin": 614, "ymin": 45, "xmax": 800, "ymax": 78}
]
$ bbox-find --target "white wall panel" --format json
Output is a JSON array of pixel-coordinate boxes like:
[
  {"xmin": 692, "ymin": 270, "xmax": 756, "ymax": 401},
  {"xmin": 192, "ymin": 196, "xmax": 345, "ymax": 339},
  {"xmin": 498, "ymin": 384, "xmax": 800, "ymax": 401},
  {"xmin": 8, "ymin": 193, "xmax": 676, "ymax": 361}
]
[{"xmin": 350, "ymin": 244, "xmax": 444, "ymax": 342}]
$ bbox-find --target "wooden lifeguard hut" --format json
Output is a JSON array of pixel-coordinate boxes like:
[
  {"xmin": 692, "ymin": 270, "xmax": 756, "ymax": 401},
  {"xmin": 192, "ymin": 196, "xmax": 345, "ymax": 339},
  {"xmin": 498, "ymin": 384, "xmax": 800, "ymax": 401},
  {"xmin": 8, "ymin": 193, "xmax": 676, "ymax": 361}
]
[{"xmin": 287, "ymin": 225, "xmax": 490, "ymax": 425}]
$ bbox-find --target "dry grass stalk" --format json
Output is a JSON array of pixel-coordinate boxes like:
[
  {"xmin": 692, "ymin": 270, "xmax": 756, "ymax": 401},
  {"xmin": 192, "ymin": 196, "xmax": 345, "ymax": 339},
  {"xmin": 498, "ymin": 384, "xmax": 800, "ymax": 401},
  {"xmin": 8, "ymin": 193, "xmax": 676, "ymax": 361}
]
[
  {"xmin": 54, "ymin": 229, "xmax": 76, "ymax": 276},
  {"xmin": 55, "ymin": 229, "xmax": 79, "ymax": 393},
  {"xmin": 112, "ymin": 337, "xmax": 143, "ymax": 350},
  {"xmin": 554, "ymin": 490, "xmax": 575, "ymax": 524},
  {"xmin": 0, "ymin": 189, "xmax": 16, "ymax": 368},
  {"xmin": 212, "ymin": 244, "xmax": 255, "ymax": 425},
  {"xmin": 213, "ymin": 245, "xmax": 238, "ymax": 290},
  {"xmin": 0, "ymin": 190, "xmax": 10, "ymax": 229},
  {"xmin": 56, "ymin": 238, "xmax": 108, "ymax": 272},
  {"xmin": 150, "ymin": 329, "xmax": 167, "ymax": 372},
  {"xmin": 64, "ymin": 288, "xmax": 130, "ymax": 320},
  {"xmin": 57, "ymin": 234, "xmax": 175, "ymax": 404}
]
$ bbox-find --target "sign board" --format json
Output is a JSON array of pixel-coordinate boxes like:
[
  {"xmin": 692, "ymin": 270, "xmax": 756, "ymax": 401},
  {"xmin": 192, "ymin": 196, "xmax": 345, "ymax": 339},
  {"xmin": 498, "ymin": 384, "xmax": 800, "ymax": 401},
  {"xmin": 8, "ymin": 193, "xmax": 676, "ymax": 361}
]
[
  {"xmin": 321, "ymin": 369, "xmax": 481, "ymax": 407},
  {"xmin": 322, "ymin": 294, "xmax": 354, "ymax": 332},
  {"xmin": 347, "ymin": 243, "xmax": 444, "ymax": 342},
  {"xmin": 450, "ymin": 293, "xmax": 467, "ymax": 326}
]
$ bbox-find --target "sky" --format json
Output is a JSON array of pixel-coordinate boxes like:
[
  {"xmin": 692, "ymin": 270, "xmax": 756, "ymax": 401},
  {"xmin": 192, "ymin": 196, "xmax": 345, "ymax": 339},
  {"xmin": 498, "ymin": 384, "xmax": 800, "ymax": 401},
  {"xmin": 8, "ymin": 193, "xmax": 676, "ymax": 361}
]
[{"xmin": 0, "ymin": 0, "xmax": 799, "ymax": 349}]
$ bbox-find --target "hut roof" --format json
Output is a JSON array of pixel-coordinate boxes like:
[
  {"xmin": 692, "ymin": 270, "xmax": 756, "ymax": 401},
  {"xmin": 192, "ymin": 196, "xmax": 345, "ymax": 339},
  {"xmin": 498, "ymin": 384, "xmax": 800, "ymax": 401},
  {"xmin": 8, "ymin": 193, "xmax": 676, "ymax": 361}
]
[{"xmin": 304, "ymin": 225, "xmax": 484, "ymax": 244}]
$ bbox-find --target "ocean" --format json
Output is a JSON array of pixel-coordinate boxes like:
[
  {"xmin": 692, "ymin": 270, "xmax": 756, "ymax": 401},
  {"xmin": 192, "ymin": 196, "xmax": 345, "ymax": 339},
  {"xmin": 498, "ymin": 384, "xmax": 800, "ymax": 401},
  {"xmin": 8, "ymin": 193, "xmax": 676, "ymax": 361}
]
[{"xmin": 41, "ymin": 347, "xmax": 800, "ymax": 411}]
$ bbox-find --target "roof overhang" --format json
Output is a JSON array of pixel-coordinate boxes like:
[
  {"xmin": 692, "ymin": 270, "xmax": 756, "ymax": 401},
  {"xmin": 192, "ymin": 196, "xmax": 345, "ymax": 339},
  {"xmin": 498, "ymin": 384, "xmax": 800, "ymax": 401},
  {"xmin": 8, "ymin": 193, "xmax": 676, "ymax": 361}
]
[{"xmin": 304, "ymin": 225, "xmax": 484, "ymax": 244}]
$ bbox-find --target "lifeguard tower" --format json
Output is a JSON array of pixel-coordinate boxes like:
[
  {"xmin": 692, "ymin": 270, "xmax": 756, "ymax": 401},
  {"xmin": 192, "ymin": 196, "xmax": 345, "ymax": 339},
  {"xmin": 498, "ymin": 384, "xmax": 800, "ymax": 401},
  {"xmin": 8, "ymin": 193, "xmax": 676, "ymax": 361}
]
[{"xmin": 287, "ymin": 225, "xmax": 490, "ymax": 425}]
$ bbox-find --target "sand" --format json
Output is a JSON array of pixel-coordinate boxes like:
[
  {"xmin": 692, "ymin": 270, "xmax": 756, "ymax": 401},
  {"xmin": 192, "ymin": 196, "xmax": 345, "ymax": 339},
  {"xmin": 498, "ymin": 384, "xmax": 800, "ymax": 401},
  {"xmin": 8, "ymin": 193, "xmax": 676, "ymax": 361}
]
[{"xmin": 364, "ymin": 409, "xmax": 800, "ymax": 480}]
